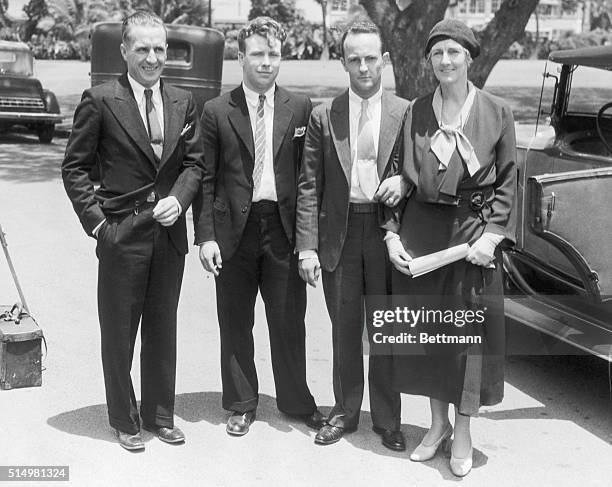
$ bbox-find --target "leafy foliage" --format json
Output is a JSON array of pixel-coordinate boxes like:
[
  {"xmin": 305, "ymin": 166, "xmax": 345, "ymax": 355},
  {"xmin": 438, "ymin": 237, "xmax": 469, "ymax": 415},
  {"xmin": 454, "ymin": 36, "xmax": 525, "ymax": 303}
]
[{"xmin": 248, "ymin": 0, "xmax": 299, "ymax": 25}]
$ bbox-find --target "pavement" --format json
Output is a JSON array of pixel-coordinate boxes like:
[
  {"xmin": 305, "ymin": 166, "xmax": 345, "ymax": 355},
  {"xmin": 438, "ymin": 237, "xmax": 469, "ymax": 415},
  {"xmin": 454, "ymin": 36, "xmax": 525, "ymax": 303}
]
[{"xmin": 0, "ymin": 60, "xmax": 611, "ymax": 487}]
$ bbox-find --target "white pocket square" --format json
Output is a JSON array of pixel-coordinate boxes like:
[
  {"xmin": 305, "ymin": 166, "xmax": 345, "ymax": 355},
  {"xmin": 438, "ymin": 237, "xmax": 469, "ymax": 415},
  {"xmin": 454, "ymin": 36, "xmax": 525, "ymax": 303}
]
[
  {"xmin": 293, "ymin": 126, "xmax": 306, "ymax": 138},
  {"xmin": 180, "ymin": 123, "xmax": 193, "ymax": 137}
]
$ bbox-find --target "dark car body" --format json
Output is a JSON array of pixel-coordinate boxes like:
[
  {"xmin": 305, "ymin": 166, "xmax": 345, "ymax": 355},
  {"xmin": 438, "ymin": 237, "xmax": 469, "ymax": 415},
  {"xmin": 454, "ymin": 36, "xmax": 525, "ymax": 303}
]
[
  {"xmin": 0, "ymin": 40, "xmax": 63, "ymax": 143},
  {"xmin": 90, "ymin": 22, "xmax": 225, "ymax": 114},
  {"xmin": 506, "ymin": 45, "xmax": 612, "ymax": 361}
]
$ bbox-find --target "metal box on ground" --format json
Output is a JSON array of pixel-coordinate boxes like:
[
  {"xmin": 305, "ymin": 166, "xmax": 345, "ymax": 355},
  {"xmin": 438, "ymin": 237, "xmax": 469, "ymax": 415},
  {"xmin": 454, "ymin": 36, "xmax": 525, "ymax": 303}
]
[{"xmin": 0, "ymin": 307, "xmax": 43, "ymax": 389}]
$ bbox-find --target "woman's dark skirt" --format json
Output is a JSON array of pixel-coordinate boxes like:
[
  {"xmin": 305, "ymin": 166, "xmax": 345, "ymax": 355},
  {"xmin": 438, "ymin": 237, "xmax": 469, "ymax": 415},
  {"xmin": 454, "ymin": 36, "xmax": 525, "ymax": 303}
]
[{"xmin": 391, "ymin": 197, "xmax": 505, "ymax": 415}]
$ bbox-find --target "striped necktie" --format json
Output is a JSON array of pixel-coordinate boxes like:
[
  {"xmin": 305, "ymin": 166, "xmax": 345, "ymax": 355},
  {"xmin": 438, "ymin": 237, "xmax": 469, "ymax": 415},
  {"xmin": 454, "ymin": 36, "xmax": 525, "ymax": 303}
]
[
  {"xmin": 144, "ymin": 88, "xmax": 163, "ymax": 162},
  {"xmin": 252, "ymin": 94, "xmax": 266, "ymax": 192}
]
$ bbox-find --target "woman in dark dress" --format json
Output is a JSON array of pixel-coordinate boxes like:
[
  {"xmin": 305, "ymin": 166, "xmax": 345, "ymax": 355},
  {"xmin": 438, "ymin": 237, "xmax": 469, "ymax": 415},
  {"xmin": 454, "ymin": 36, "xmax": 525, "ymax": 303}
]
[{"xmin": 383, "ymin": 19, "xmax": 517, "ymax": 476}]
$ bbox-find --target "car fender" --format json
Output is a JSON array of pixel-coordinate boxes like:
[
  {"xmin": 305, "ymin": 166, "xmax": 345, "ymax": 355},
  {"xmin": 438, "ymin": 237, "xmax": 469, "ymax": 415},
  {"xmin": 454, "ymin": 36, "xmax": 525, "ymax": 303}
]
[{"xmin": 42, "ymin": 89, "xmax": 60, "ymax": 114}]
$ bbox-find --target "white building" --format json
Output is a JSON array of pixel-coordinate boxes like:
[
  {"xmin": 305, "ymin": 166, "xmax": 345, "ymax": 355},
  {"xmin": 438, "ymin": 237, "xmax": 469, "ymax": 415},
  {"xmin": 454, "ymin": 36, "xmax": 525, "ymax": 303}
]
[
  {"xmin": 447, "ymin": 0, "xmax": 585, "ymax": 40},
  {"xmin": 211, "ymin": 0, "xmax": 586, "ymax": 40}
]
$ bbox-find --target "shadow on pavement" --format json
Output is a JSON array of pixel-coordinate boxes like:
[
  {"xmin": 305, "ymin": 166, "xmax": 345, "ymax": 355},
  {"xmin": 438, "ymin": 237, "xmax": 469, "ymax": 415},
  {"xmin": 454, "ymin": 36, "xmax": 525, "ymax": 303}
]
[
  {"xmin": 46, "ymin": 389, "xmax": 489, "ymax": 478},
  {"xmin": 481, "ymin": 354, "xmax": 612, "ymax": 444},
  {"xmin": 0, "ymin": 133, "xmax": 65, "ymax": 183},
  {"xmin": 47, "ymin": 403, "xmax": 114, "ymax": 443}
]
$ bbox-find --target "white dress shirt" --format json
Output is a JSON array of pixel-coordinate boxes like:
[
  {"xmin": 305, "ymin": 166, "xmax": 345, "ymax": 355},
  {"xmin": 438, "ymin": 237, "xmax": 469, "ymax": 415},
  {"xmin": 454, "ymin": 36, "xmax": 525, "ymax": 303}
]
[
  {"xmin": 243, "ymin": 82, "xmax": 277, "ymax": 202},
  {"xmin": 349, "ymin": 86, "xmax": 382, "ymax": 203}
]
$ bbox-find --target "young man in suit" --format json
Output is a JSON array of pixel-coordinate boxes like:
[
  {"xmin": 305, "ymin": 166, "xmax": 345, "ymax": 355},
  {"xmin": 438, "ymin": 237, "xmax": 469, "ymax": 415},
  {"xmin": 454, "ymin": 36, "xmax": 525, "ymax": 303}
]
[
  {"xmin": 62, "ymin": 11, "xmax": 204, "ymax": 450},
  {"xmin": 295, "ymin": 21, "xmax": 410, "ymax": 448},
  {"xmin": 193, "ymin": 17, "xmax": 324, "ymax": 436}
]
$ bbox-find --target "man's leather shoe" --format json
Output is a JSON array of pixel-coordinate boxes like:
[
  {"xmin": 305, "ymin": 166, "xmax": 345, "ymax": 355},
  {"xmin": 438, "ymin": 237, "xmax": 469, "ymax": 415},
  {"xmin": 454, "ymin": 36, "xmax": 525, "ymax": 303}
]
[
  {"xmin": 226, "ymin": 410, "xmax": 256, "ymax": 436},
  {"xmin": 143, "ymin": 424, "xmax": 185, "ymax": 444},
  {"xmin": 116, "ymin": 430, "xmax": 144, "ymax": 451},
  {"xmin": 314, "ymin": 424, "xmax": 355, "ymax": 445},
  {"xmin": 300, "ymin": 410, "xmax": 326, "ymax": 430},
  {"xmin": 373, "ymin": 426, "xmax": 406, "ymax": 451}
]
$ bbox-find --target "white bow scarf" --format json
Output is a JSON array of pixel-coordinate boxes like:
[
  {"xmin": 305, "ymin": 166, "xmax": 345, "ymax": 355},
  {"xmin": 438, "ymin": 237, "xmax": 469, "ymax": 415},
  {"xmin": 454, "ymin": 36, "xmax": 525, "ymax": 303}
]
[{"xmin": 430, "ymin": 82, "xmax": 480, "ymax": 177}]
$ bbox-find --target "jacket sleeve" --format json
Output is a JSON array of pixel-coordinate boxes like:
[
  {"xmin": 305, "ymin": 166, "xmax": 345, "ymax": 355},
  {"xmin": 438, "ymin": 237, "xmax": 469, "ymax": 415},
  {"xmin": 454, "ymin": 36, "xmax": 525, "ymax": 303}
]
[
  {"xmin": 192, "ymin": 100, "xmax": 219, "ymax": 244},
  {"xmin": 484, "ymin": 102, "xmax": 518, "ymax": 244},
  {"xmin": 169, "ymin": 92, "xmax": 205, "ymax": 212},
  {"xmin": 61, "ymin": 89, "xmax": 105, "ymax": 237},
  {"xmin": 295, "ymin": 107, "xmax": 324, "ymax": 253},
  {"xmin": 381, "ymin": 102, "xmax": 415, "ymax": 234}
]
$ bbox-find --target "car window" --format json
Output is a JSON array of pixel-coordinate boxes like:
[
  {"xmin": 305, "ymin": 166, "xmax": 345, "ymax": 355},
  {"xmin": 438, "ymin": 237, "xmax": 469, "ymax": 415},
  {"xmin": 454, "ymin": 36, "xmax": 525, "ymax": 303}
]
[
  {"xmin": 0, "ymin": 50, "xmax": 33, "ymax": 77},
  {"xmin": 166, "ymin": 41, "xmax": 192, "ymax": 67},
  {"xmin": 566, "ymin": 65, "xmax": 612, "ymax": 117}
]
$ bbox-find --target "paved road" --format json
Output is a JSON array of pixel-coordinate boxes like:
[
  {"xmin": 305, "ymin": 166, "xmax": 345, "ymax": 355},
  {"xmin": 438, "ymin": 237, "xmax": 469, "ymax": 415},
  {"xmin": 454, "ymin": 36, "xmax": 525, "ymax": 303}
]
[{"xmin": 0, "ymin": 61, "xmax": 611, "ymax": 486}]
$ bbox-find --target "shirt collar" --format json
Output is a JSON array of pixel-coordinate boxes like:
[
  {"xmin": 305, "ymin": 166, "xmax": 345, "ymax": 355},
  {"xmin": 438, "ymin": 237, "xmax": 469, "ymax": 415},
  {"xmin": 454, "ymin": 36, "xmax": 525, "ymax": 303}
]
[
  {"xmin": 242, "ymin": 83, "xmax": 276, "ymax": 108},
  {"xmin": 348, "ymin": 86, "xmax": 383, "ymax": 109},
  {"xmin": 127, "ymin": 73, "xmax": 161, "ymax": 105}
]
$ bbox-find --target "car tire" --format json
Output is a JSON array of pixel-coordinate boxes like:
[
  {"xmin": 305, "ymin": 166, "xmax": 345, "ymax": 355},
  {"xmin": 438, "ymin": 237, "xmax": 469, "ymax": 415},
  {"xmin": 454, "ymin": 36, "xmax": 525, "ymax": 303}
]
[{"xmin": 38, "ymin": 124, "xmax": 54, "ymax": 143}]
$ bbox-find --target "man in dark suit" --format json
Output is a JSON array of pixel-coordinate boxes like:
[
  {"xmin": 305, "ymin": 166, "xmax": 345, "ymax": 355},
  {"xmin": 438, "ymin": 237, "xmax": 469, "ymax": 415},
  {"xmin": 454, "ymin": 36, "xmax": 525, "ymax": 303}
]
[
  {"xmin": 193, "ymin": 17, "xmax": 324, "ymax": 436},
  {"xmin": 295, "ymin": 21, "xmax": 410, "ymax": 448},
  {"xmin": 62, "ymin": 11, "xmax": 204, "ymax": 450}
]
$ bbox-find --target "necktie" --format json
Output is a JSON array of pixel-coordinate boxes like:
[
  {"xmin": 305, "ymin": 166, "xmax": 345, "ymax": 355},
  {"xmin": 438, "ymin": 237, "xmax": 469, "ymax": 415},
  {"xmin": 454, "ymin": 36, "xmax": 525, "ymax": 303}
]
[
  {"xmin": 144, "ymin": 88, "xmax": 163, "ymax": 162},
  {"xmin": 252, "ymin": 94, "xmax": 266, "ymax": 192},
  {"xmin": 356, "ymin": 98, "xmax": 378, "ymax": 199}
]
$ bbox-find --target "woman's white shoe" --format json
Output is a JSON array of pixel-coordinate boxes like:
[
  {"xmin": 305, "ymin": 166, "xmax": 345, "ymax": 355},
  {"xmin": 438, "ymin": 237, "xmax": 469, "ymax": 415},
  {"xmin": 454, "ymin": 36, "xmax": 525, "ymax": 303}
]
[
  {"xmin": 409, "ymin": 424, "xmax": 453, "ymax": 462},
  {"xmin": 450, "ymin": 445, "xmax": 473, "ymax": 477}
]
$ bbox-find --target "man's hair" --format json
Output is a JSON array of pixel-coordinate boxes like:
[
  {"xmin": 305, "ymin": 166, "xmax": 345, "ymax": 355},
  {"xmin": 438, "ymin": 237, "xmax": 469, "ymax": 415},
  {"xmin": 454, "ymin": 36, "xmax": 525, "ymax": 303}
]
[
  {"xmin": 340, "ymin": 21, "xmax": 383, "ymax": 59},
  {"xmin": 122, "ymin": 10, "xmax": 167, "ymax": 45},
  {"xmin": 237, "ymin": 17, "xmax": 287, "ymax": 53}
]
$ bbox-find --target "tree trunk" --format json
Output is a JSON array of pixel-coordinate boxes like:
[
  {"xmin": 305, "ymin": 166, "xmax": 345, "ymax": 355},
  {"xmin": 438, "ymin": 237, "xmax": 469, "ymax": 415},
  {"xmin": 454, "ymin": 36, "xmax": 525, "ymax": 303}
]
[
  {"xmin": 321, "ymin": 1, "xmax": 329, "ymax": 61},
  {"xmin": 360, "ymin": 0, "xmax": 539, "ymax": 100}
]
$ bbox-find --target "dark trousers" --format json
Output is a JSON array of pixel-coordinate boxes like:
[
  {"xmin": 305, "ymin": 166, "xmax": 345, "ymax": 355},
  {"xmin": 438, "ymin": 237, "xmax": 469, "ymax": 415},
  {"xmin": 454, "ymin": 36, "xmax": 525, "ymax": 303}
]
[
  {"xmin": 215, "ymin": 201, "xmax": 317, "ymax": 415},
  {"xmin": 96, "ymin": 207, "xmax": 184, "ymax": 435},
  {"xmin": 322, "ymin": 205, "xmax": 401, "ymax": 431}
]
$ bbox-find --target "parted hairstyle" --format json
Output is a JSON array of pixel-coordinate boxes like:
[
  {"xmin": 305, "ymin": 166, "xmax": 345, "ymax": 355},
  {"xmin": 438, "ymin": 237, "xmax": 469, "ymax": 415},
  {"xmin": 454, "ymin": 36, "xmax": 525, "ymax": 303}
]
[
  {"xmin": 121, "ymin": 10, "xmax": 167, "ymax": 45},
  {"xmin": 340, "ymin": 21, "xmax": 383, "ymax": 59},
  {"xmin": 237, "ymin": 16, "xmax": 287, "ymax": 53}
]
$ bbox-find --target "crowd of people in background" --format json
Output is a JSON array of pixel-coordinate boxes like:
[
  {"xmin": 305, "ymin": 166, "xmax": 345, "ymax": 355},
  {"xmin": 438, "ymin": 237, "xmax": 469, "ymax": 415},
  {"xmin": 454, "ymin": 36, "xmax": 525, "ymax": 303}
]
[{"xmin": 1, "ymin": 20, "xmax": 612, "ymax": 62}]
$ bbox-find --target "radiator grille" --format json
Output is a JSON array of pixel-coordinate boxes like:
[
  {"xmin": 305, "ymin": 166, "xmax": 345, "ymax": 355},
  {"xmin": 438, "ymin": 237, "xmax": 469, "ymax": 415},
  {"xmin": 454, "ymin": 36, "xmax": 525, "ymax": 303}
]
[{"xmin": 0, "ymin": 96, "xmax": 44, "ymax": 110}]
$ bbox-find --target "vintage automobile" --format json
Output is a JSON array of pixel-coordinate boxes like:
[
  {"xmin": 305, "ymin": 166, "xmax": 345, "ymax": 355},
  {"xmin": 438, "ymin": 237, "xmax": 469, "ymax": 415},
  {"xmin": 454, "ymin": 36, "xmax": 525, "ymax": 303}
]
[
  {"xmin": 90, "ymin": 22, "xmax": 225, "ymax": 114},
  {"xmin": 505, "ymin": 45, "xmax": 612, "ymax": 361},
  {"xmin": 0, "ymin": 40, "xmax": 63, "ymax": 143}
]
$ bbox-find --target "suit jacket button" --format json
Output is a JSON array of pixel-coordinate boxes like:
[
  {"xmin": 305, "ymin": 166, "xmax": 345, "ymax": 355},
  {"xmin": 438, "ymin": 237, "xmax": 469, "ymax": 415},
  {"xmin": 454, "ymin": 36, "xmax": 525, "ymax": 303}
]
[{"xmin": 241, "ymin": 206, "xmax": 248, "ymax": 213}]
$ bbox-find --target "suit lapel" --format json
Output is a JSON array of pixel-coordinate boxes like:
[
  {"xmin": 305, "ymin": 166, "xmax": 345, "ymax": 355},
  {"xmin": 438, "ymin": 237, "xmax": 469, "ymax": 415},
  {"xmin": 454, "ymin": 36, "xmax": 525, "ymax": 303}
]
[
  {"xmin": 227, "ymin": 87, "xmax": 255, "ymax": 165},
  {"xmin": 104, "ymin": 75, "xmax": 157, "ymax": 166},
  {"xmin": 272, "ymin": 87, "xmax": 294, "ymax": 164},
  {"xmin": 160, "ymin": 82, "xmax": 187, "ymax": 169},
  {"xmin": 329, "ymin": 90, "xmax": 351, "ymax": 183},
  {"xmin": 377, "ymin": 91, "xmax": 404, "ymax": 178}
]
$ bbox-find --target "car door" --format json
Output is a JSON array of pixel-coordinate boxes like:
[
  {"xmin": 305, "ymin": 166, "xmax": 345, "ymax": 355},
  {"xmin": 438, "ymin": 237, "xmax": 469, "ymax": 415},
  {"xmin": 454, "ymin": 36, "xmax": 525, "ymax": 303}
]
[{"xmin": 527, "ymin": 167, "xmax": 612, "ymax": 301}]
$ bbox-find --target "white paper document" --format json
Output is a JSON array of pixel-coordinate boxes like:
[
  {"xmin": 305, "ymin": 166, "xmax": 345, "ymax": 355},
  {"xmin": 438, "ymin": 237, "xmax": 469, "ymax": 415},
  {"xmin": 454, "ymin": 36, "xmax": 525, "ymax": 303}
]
[{"xmin": 408, "ymin": 243, "xmax": 470, "ymax": 278}]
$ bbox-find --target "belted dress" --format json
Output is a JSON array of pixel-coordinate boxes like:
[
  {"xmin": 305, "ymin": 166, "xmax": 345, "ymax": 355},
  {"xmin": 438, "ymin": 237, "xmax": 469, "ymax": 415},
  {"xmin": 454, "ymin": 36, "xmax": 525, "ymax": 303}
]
[{"xmin": 385, "ymin": 84, "xmax": 517, "ymax": 415}]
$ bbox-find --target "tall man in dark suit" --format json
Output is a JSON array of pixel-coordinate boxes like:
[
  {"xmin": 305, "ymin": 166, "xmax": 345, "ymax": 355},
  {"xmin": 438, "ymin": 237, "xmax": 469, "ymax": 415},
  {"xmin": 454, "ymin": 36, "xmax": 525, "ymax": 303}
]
[
  {"xmin": 62, "ymin": 11, "xmax": 204, "ymax": 450},
  {"xmin": 193, "ymin": 17, "xmax": 324, "ymax": 436},
  {"xmin": 295, "ymin": 21, "xmax": 410, "ymax": 448}
]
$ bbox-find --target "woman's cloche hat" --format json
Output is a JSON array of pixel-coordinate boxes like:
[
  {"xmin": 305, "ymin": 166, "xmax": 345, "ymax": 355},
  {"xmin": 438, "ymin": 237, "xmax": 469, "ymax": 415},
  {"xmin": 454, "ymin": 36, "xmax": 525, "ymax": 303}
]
[{"xmin": 425, "ymin": 19, "xmax": 480, "ymax": 59}]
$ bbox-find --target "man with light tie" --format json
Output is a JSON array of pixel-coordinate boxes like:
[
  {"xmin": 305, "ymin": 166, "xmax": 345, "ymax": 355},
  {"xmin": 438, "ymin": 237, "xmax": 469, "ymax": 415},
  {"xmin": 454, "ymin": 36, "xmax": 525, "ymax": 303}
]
[
  {"xmin": 295, "ymin": 21, "xmax": 410, "ymax": 448},
  {"xmin": 194, "ymin": 17, "xmax": 324, "ymax": 436}
]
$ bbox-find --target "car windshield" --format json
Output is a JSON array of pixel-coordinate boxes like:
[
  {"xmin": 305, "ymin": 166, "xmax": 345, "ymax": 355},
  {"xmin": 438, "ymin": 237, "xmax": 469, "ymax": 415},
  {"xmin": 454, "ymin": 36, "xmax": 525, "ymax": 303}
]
[
  {"xmin": 566, "ymin": 64, "xmax": 612, "ymax": 116},
  {"xmin": 0, "ymin": 49, "xmax": 33, "ymax": 76}
]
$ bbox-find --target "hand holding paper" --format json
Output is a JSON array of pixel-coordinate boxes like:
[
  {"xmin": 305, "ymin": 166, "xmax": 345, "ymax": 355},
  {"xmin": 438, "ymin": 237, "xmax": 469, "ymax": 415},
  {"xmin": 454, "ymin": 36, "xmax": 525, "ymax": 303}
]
[{"xmin": 408, "ymin": 243, "xmax": 470, "ymax": 278}]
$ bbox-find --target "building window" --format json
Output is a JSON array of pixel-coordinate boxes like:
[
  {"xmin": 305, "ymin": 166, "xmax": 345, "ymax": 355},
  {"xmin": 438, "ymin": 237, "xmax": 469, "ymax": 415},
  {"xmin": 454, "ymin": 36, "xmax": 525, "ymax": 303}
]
[
  {"xmin": 331, "ymin": 0, "xmax": 348, "ymax": 11},
  {"xmin": 458, "ymin": 0, "xmax": 467, "ymax": 14},
  {"xmin": 491, "ymin": 0, "xmax": 501, "ymax": 12}
]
